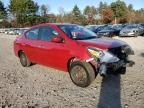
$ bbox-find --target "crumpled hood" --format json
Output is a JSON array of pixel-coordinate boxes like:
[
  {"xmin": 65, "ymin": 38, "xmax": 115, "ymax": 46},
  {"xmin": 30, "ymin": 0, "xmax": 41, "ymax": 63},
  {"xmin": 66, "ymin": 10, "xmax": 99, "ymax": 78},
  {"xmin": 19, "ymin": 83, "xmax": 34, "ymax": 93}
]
[{"xmin": 76, "ymin": 38, "xmax": 127, "ymax": 50}]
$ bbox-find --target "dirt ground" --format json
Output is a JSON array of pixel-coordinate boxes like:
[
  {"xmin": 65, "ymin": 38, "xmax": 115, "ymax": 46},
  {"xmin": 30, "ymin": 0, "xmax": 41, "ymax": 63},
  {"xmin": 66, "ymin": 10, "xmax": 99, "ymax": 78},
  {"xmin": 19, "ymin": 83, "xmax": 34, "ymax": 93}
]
[{"xmin": 0, "ymin": 34, "xmax": 144, "ymax": 108}]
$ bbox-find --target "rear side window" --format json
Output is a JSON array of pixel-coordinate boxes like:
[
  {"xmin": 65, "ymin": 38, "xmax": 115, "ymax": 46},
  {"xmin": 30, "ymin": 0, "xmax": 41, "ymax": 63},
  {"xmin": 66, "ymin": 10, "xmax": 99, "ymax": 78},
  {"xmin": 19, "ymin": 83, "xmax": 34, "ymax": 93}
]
[
  {"xmin": 25, "ymin": 28, "xmax": 39, "ymax": 40},
  {"xmin": 39, "ymin": 26, "xmax": 59, "ymax": 41}
]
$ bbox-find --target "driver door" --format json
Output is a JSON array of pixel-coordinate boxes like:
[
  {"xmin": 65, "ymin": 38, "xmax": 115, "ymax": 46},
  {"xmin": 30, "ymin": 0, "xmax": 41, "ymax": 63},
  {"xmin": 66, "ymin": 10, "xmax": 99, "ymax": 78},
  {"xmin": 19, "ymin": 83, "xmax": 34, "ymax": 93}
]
[{"xmin": 36, "ymin": 26, "xmax": 70, "ymax": 70}]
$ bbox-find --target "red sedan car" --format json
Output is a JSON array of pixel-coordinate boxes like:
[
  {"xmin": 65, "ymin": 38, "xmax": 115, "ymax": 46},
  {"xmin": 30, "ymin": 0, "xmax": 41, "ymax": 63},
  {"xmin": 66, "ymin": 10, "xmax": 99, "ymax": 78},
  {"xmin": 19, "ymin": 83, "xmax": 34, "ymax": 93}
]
[{"xmin": 14, "ymin": 23, "xmax": 134, "ymax": 87}]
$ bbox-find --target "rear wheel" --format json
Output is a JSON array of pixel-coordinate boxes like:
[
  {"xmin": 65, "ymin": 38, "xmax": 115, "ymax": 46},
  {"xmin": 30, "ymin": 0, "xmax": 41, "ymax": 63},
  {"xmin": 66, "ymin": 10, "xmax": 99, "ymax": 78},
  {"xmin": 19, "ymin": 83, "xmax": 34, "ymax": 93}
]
[
  {"xmin": 69, "ymin": 61, "xmax": 95, "ymax": 87},
  {"xmin": 19, "ymin": 52, "xmax": 31, "ymax": 67}
]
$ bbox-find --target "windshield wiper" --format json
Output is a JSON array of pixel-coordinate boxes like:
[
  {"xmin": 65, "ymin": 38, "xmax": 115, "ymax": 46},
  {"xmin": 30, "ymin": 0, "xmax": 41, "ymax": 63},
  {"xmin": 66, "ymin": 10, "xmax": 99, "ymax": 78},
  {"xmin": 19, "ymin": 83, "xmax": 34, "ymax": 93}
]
[
  {"xmin": 74, "ymin": 36, "xmax": 97, "ymax": 40},
  {"xmin": 85, "ymin": 37, "xmax": 97, "ymax": 39}
]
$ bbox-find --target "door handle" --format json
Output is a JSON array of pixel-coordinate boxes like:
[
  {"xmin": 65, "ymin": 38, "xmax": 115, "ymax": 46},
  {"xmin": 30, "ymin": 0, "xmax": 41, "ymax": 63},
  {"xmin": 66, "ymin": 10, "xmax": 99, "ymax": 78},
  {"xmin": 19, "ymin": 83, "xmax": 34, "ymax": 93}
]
[
  {"xmin": 38, "ymin": 45, "xmax": 43, "ymax": 48},
  {"xmin": 22, "ymin": 43, "xmax": 26, "ymax": 46},
  {"xmin": 38, "ymin": 45, "xmax": 42, "ymax": 48}
]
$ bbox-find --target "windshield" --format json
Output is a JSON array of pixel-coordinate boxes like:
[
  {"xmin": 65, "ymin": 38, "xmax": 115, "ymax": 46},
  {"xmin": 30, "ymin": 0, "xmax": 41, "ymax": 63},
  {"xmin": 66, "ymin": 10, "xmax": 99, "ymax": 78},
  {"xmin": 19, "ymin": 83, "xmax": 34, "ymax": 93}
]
[
  {"xmin": 101, "ymin": 26, "xmax": 114, "ymax": 31},
  {"xmin": 86, "ymin": 25, "xmax": 103, "ymax": 31},
  {"xmin": 126, "ymin": 25, "xmax": 138, "ymax": 29},
  {"xmin": 58, "ymin": 25, "xmax": 97, "ymax": 40},
  {"xmin": 86, "ymin": 26, "xmax": 97, "ymax": 31},
  {"xmin": 95, "ymin": 25, "xmax": 107, "ymax": 32},
  {"xmin": 111, "ymin": 25, "xmax": 123, "ymax": 30}
]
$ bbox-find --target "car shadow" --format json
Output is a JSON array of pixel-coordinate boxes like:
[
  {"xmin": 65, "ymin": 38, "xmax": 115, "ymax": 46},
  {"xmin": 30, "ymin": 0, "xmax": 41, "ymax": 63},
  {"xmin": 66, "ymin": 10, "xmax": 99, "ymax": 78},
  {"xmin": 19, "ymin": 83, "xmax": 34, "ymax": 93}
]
[
  {"xmin": 140, "ymin": 53, "xmax": 144, "ymax": 57},
  {"xmin": 97, "ymin": 75, "xmax": 121, "ymax": 108}
]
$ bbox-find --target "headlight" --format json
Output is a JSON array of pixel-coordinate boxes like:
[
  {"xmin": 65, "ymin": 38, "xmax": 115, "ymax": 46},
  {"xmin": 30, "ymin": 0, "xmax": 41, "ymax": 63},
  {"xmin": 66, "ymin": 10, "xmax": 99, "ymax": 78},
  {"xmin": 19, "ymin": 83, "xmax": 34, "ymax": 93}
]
[
  {"xmin": 101, "ymin": 51, "xmax": 120, "ymax": 63},
  {"xmin": 88, "ymin": 47, "xmax": 119, "ymax": 63},
  {"xmin": 88, "ymin": 47, "xmax": 104, "ymax": 58},
  {"xmin": 133, "ymin": 30, "xmax": 138, "ymax": 33}
]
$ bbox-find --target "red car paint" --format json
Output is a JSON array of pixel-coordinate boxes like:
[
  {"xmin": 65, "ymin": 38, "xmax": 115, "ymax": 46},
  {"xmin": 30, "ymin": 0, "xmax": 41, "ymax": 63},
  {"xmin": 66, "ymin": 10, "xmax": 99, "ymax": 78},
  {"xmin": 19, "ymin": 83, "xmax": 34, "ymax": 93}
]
[{"xmin": 14, "ymin": 23, "xmax": 127, "ymax": 72}]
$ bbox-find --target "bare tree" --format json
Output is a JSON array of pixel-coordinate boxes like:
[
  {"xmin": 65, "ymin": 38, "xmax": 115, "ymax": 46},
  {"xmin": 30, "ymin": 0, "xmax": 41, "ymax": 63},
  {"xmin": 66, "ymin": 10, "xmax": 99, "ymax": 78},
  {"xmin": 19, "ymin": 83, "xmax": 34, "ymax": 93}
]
[
  {"xmin": 58, "ymin": 7, "xmax": 65, "ymax": 16},
  {"xmin": 40, "ymin": 4, "xmax": 50, "ymax": 16}
]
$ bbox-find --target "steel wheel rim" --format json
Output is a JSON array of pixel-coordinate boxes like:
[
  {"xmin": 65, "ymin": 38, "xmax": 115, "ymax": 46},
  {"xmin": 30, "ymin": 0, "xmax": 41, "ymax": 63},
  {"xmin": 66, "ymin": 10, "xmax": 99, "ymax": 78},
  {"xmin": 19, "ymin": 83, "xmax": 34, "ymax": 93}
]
[{"xmin": 71, "ymin": 65, "xmax": 88, "ymax": 84}]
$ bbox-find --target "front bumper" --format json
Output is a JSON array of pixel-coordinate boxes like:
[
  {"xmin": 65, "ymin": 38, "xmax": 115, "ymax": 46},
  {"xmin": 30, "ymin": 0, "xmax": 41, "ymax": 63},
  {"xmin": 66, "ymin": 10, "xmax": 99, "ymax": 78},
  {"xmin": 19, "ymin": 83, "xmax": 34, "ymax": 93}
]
[
  {"xmin": 87, "ymin": 46, "xmax": 135, "ymax": 76},
  {"xmin": 98, "ymin": 59, "xmax": 135, "ymax": 76},
  {"xmin": 119, "ymin": 32, "xmax": 137, "ymax": 37},
  {"xmin": 97, "ymin": 33, "xmax": 110, "ymax": 37},
  {"xmin": 105, "ymin": 60, "xmax": 134, "ymax": 73},
  {"xmin": 87, "ymin": 56, "xmax": 135, "ymax": 76}
]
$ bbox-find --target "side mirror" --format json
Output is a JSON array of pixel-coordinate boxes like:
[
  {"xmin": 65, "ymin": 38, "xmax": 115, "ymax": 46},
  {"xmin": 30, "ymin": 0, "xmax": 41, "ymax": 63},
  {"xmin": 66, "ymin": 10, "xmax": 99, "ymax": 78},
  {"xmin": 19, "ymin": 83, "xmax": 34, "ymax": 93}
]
[{"xmin": 51, "ymin": 36, "xmax": 63, "ymax": 43}]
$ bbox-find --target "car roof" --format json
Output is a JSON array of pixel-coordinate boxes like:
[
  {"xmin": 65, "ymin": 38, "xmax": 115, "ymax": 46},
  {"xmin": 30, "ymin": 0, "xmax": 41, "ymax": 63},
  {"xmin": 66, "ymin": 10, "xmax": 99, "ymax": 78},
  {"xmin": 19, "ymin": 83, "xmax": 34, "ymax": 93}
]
[
  {"xmin": 55, "ymin": 23, "xmax": 78, "ymax": 26},
  {"xmin": 35, "ymin": 23, "xmax": 77, "ymax": 27},
  {"xmin": 30, "ymin": 23, "xmax": 79, "ymax": 29}
]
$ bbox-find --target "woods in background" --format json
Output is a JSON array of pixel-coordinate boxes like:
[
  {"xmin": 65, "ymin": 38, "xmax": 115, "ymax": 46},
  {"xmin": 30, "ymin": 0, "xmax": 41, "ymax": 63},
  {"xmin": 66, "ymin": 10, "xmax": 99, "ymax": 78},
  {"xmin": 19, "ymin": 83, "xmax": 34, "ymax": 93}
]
[{"xmin": 0, "ymin": 0, "xmax": 144, "ymax": 28}]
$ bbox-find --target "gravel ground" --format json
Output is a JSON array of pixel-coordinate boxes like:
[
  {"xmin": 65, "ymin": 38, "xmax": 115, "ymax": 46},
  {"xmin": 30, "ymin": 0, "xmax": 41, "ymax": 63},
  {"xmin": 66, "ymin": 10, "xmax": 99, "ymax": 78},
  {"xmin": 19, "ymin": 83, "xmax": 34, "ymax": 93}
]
[{"xmin": 0, "ymin": 34, "xmax": 144, "ymax": 108}]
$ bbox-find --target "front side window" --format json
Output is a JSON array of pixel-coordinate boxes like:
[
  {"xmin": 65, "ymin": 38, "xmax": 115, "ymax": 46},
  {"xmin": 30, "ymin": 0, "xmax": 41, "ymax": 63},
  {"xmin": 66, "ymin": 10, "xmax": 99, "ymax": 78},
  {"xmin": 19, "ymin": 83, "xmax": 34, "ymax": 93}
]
[
  {"xmin": 25, "ymin": 28, "xmax": 39, "ymax": 40},
  {"xmin": 39, "ymin": 26, "xmax": 59, "ymax": 41},
  {"xmin": 58, "ymin": 25, "xmax": 97, "ymax": 40},
  {"xmin": 102, "ymin": 26, "xmax": 113, "ymax": 31}
]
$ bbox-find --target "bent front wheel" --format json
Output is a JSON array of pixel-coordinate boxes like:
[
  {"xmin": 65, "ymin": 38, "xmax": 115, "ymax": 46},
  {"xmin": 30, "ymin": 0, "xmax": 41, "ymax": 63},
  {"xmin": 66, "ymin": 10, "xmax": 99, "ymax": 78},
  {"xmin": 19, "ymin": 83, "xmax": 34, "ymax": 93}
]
[{"xmin": 69, "ymin": 61, "xmax": 95, "ymax": 87}]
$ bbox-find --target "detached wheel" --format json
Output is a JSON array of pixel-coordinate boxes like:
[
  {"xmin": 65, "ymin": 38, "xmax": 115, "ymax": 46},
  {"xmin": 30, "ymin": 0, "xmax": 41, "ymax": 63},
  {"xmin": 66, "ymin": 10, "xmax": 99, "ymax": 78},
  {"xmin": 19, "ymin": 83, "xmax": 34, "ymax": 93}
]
[
  {"xmin": 69, "ymin": 61, "xmax": 95, "ymax": 87},
  {"xmin": 19, "ymin": 52, "xmax": 31, "ymax": 67}
]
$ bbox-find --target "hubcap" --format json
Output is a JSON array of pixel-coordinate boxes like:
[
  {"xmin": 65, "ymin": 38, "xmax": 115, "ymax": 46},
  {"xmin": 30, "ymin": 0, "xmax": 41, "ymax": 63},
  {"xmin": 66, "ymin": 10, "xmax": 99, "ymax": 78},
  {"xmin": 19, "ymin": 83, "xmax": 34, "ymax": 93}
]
[{"xmin": 71, "ymin": 65, "xmax": 87, "ymax": 84}]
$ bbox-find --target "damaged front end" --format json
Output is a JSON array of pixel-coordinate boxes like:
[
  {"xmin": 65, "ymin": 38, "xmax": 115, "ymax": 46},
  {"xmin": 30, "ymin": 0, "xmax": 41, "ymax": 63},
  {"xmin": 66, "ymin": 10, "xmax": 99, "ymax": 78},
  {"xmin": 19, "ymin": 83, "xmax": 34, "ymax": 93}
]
[{"xmin": 87, "ymin": 45, "xmax": 135, "ymax": 77}]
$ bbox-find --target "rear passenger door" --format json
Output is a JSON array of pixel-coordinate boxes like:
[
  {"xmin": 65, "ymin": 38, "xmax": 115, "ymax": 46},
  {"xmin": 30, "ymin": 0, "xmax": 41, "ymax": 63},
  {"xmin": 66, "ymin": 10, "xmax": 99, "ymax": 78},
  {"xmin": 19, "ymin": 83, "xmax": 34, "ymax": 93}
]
[{"xmin": 24, "ymin": 28, "xmax": 40, "ymax": 63}]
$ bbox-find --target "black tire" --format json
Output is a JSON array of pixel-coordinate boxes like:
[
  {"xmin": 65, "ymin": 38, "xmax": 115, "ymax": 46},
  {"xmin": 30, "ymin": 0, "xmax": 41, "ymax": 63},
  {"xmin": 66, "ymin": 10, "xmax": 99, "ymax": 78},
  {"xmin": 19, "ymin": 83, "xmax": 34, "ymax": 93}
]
[
  {"xmin": 19, "ymin": 52, "xmax": 31, "ymax": 67},
  {"xmin": 69, "ymin": 61, "xmax": 95, "ymax": 87}
]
